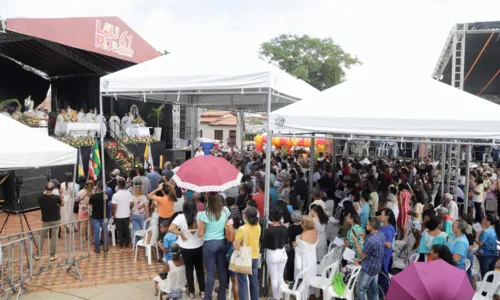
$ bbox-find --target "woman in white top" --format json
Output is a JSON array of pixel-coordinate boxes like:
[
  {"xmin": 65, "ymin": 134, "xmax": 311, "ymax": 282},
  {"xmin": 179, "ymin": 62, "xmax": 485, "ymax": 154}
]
[
  {"xmin": 169, "ymin": 199, "xmax": 205, "ymax": 299},
  {"xmin": 294, "ymin": 215, "xmax": 318, "ymax": 297},
  {"xmin": 131, "ymin": 178, "xmax": 150, "ymax": 245},
  {"xmin": 310, "ymin": 205, "xmax": 328, "ymax": 262},
  {"xmin": 153, "ymin": 243, "xmax": 185, "ymax": 297},
  {"xmin": 60, "ymin": 174, "xmax": 78, "ymax": 229},
  {"xmin": 473, "ymin": 176, "xmax": 485, "ymax": 223}
]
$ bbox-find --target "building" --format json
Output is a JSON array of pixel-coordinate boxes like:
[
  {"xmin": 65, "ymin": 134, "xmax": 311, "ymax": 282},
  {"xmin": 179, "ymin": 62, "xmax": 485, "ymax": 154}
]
[{"xmin": 199, "ymin": 111, "xmax": 239, "ymax": 146}]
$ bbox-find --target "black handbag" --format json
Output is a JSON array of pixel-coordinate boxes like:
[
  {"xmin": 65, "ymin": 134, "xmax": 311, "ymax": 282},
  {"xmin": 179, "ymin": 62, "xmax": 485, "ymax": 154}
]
[{"xmin": 73, "ymin": 199, "xmax": 79, "ymax": 214}]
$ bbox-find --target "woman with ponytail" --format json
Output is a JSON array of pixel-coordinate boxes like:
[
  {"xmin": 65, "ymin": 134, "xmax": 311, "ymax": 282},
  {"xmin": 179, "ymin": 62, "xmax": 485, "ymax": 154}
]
[
  {"xmin": 153, "ymin": 243, "xmax": 185, "ymax": 297},
  {"xmin": 233, "ymin": 206, "xmax": 261, "ymax": 300},
  {"xmin": 131, "ymin": 177, "xmax": 150, "ymax": 246}
]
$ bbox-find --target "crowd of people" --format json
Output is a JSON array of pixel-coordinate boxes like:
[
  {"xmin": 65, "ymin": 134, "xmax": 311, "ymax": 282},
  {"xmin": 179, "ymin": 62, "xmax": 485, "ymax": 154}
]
[{"xmin": 35, "ymin": 148, "xmax": 500, "ymax": 300}]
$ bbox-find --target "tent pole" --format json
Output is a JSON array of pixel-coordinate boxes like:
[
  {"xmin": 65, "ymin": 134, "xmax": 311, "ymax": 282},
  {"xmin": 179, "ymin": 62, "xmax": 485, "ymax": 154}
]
[
  {"xmin": 264, "ymin": 90, "xmax": 272, "ymax": 223},
  {"xmin": 441, "ymin": 143, "xmax": 446, "ymax": 201},
  {"xmin": 464, "ymin": 145, "xmax": 471, "ymax": 214},
  {"xmin": 308, "ymin": 134, "xmax": 315, "ymax": 210},
  {"xmin": 99, "ymin": 93, "xmax": 108, "ymax": 253},
  {"xmin": 454, "ymin": 145, "xmax": 461, "ymax": 202},
  {"xmin": 190, "ymin": 96, "xmax": 198, "ymax": 158}
]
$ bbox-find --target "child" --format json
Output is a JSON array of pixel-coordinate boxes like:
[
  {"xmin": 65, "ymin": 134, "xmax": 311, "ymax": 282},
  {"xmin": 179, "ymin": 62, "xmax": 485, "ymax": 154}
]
[{"xmin": 157, "ymin": 220, "xmax": 177, "ymax": 262}]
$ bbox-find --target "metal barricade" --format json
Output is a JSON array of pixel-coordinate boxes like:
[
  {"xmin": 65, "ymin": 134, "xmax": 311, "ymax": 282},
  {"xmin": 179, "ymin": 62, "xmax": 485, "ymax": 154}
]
[
  {"xmin": 0, "ymin": 236, "xmax": 33, "ymax": 300},
  {"xmin": 0, "ymin": 219, "xmax": 90, "ymax": 282}
]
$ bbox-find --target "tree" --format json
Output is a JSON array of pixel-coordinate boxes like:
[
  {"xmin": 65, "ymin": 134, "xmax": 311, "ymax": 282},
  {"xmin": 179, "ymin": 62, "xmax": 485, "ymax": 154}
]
[
  {"xmin": 160, "ymin": 50, "xmax": 170, "ymax": 55},
  {"xmin": 259, "ymin": 34, "xmax": 360, "ymax": 91}
]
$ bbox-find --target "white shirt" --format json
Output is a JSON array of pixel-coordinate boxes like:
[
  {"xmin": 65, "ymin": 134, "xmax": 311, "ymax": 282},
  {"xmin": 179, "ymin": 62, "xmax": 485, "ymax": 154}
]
[
  {"xmin": 171, "ymin": 214, "xmax": 204, "ymax": 249},
  {"xmin": 313, "ymin": 172, "xmax": 321, "ymax": 183},
  {"xmin": 111, "ymin": 190, "xmax": 133, "ymax": 218},
  {"xmin": 446, "ymin": 200, "xmax": 459, "ymax": 221},
  {"xmin": 324, "ymin": 199, "xmax": 335, "ymax": 217},
  {"xmin": 77, "ymin": 112, "xmax": 87, "ymax": 122},
  {"xmin": 309, "ymin": 199, "xmax": 326, "ymax": 210},
  {"xmin": 195, "ymin": 150, "xmax": 204, "ymax": 157}
]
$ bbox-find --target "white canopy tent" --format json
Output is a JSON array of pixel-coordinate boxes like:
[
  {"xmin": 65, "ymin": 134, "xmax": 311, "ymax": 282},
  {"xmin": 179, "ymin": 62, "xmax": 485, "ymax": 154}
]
[
  {"xmin": 267, "ymin": 67, "xmax": 500, "ymax": 215},
  {"xmin": 100, "ymin": 53, "xmax": 319, "ymax": 112},
  {"xmin": 269, "ymin": 68, "xmax": 500, "ymax": 139},
  {"xmin": 99, "ymin": 52, "xmax": 319, "ymax": 226},
  {"xmin": 0, "ymin": 114, "xmax": 77, "ymax": 170}
]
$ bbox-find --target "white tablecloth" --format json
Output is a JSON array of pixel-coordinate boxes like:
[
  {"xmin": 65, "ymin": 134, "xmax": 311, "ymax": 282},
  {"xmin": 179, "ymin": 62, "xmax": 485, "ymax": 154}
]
[
  {"xmin": 123, "ymin": 124, "xmax": 150, "ymax": 137},
  {"xmin": 57, "ymin": 123, "xmax": 101, "ymax": 137}
]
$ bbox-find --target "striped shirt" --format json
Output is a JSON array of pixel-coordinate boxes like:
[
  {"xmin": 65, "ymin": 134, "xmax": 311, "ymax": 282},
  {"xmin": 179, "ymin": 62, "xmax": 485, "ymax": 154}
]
[
  {"xmin": 397, "ymin": 190, "xmax": 411, "ymax": 230},
  {"xmin": 361, "ymin": 230, "xmax": 385, "ymax": 276}
]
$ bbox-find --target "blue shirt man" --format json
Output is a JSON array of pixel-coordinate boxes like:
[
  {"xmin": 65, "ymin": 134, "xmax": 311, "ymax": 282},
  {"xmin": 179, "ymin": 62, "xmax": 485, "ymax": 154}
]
[
  {"xmin": 146, "ymin": 168, "xmax": 161, "ymax": 190},
  {"xmin": 269, "ymin": 187, "xmax": 279, "ymax": 209}
]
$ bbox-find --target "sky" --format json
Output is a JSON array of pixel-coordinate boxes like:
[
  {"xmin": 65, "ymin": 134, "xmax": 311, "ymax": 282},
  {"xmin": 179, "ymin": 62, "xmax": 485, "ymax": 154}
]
[{"xmin": 3, "ymin": 0, "xmax": 500, "ymax": 79}]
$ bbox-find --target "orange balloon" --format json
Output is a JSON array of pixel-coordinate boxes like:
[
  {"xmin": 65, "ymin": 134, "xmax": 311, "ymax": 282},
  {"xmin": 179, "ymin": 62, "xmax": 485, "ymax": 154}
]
[{"xmin": 304, "ymin": 139, "xmax": 311, "ymax": 147}]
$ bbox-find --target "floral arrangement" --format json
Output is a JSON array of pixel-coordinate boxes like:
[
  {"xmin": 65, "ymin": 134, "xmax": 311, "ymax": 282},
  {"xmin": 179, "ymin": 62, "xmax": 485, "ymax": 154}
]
[
  {"xmin": 105, "ymin": 141, "xmax": 142, "ymax": 173},
  {"xmin": 17, "ymin": 114, "xmax": 40, "ymax": 127},
  {"xmin": 121, "ymin": 136, "xmax": 159, "ymax": 144},
  {"xmin": 55, "ymin": 136, "xmax": 95, "ymax": 147},
  {"xmin": 131, "ymin": 117, "xmax": 145, "ymax": 125}
]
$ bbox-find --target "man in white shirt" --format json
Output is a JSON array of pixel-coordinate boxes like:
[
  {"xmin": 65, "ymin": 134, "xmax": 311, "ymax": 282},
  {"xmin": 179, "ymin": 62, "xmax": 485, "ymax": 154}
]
[
  {"xmin": 436, "ymin": 193, "xmax": 458, "ymax": 221},
  {"xmin": 111, "ymin": 178, "xmax": 134, "ymax": 249},
  {"xmin": 86, "ymin": 109, "xmax": 97, "ymax": 123},
  {"xmin": 195, "ymin": 146, "xmax": 205, "ymax": 157},
  {"xmin": 312, "ymin": 166, "xmax": 321, "ymax": 184},
  {"xmin": 77, "ymin": 108, "xmax": 87, "ymax": 123}
]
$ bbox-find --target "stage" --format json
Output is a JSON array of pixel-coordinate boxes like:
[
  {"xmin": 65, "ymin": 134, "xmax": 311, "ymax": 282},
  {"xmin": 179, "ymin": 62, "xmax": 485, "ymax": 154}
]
[{"xmin": 0, "ymin": 140, "xmax": 168, "ymax": 213}]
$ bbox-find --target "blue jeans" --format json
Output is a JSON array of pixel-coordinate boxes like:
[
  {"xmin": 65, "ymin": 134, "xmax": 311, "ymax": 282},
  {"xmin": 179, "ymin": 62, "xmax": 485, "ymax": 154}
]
[
  {"xmin": 237, "ymin": 259, "xmax": 259, "ymax": 300},
  {"xmin": 356, "ymin": 271, "xmax": 379, "ymax": 300},
  {"xmin": 478, "ymin": 256, "xmax": 498, "ymax": 279},
  {"xmin": 203, "ymin": 239, "xmax": 228, "ymax": 300},
  {"xmin": 91, "ymin": 219, "xmax": 108, "ymax": 253},
  {"xmin": 131, "ymin": 213, "xmax": 146, "ymax": 244}
]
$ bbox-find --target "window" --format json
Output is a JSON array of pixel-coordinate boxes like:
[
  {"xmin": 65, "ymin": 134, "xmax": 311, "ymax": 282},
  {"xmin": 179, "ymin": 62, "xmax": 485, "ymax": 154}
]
[
  {"xmin": 229, "ymin": 130, "xmax": 236, "ymax": 146},
  {"xmin": 214, "ymin": 130, "xmax": 223, "ymax": 141},
  {"xmin": 199, "ymin": 130, "xmax": 203, "ymax": 137},
  {"xmin": 245, "ymin": 133, "xmax": 256, "ymax": 141}
]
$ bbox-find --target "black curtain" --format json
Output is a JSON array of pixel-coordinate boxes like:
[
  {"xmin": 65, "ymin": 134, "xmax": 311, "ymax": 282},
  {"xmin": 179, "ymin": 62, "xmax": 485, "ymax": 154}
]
[
  {"xmin": 0, "ymin": 56, "xmax": 50, "ymax": 109},
  {"xmin": 51, "ymin": 76, "xmax": 100, "ymax": 112}
]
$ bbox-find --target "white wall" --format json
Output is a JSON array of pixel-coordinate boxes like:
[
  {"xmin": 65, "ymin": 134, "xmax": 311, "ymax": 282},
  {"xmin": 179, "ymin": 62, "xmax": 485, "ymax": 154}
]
[{"xmin": 199, "ymin": 124, "xmax": 240, "ymax": 146}]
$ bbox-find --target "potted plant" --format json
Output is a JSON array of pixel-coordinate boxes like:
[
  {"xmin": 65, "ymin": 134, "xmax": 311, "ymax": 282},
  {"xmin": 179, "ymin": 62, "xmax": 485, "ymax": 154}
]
[{"xmin": 148, "ymin": 105, "xmax": 164, "ymax": 140}]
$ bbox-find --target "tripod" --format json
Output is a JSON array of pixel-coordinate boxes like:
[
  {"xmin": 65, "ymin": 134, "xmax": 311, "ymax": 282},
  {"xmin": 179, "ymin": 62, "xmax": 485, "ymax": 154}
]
[{"xmin": 0, "ymin": 176, "xmax": 38, "ymax": 250}]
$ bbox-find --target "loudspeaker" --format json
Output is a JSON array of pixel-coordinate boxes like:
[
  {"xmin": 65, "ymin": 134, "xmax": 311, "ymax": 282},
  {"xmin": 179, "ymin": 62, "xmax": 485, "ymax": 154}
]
[{"xmin": 164, "ymin": 149, "xmax": 190, "ymax": 164}]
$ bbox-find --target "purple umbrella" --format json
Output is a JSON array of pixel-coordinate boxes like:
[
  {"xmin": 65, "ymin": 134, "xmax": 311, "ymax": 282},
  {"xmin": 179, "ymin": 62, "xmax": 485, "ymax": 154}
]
[{"xmin": 387, "ymin": 259, "xmax": 474, "ymax": 300}]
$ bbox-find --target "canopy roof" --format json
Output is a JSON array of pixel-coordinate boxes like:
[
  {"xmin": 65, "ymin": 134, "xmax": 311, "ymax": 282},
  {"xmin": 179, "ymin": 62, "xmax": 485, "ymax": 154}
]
[
  {"xmin": 0, "ymin": 17, "xmax": 160, "ymax": 78},
  {"xmin": 269, "ymin": 68, "xmax": 500, "ymax": 140},
  {"xmin": 100, "ymin": 53, "xmax": 319, "ymax": 112},
  {"xmin": 0, "ymin": 115, "xmax": 77, "ymax": 170}
]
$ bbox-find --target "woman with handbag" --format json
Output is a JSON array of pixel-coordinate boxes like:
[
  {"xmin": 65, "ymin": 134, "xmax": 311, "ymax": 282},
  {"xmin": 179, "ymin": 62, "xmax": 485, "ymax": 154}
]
[
  {"xmin": 233, "ymin": 206, "xmax": 261, "ymax": 300},
  {"xmin": 262, "ymin": 207, "xmax": 288, "ymax": 300},
  {"xmin": 197, "ymin": 193, "xmax": 230, "ymax": 300}
]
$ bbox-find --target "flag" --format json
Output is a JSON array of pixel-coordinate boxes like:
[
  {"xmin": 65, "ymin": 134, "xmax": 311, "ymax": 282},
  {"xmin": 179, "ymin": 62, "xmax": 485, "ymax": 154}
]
[
  {"xmin": 144, "ymin": 142, "xmax": 154, "ymax": 171},
  {"xmin": 89, "ymin": 141, "xmax": 101, "ymax": 181},
  {"xmin": 77, "ymin": 148, "xmax": 84, "ymax": 177}
]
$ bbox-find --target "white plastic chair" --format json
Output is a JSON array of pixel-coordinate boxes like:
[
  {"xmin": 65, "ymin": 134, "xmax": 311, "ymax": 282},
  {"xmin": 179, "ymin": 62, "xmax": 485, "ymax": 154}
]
[
  {"xmin": 474, "ymin": 271, "xmax": 500, "ymax": 299},
  {"xmin": 157, "ymin": 265, "xmax": 187, "ymax": 300},
  {"xmin": 310, "ymin": 261, "xmax": 340, "ymax": 299},
  {"xmin": 317, "ymin": 247, "xmax": 337, "ymax": 276},
  {"xmin": 132, "ymin": 218, "xmax": 151, "ymax": 250},
  {"xmin": 325, "ymin": 265, "xmax": 361, "ymax": 300},
  {"xmin": 108, "ymin": 218, "xmax": 116, "ymax": 247},
  {"xmin": 134, "ymin": 226, "xmax": 159, "ymax": 265},
  {"xmin": 279, "ymin": 266, "xmax": 310, "ymax": 300}
]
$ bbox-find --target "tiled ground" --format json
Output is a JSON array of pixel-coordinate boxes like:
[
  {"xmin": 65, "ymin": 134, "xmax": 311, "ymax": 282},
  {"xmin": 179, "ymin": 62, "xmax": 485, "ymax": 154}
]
[{"xmin": 0, "ymin": 210, "xmax": 163, "ymax": 293}]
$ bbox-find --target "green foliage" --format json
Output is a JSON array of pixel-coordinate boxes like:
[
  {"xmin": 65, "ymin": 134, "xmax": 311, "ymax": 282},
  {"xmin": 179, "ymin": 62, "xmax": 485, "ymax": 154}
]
[
  {"xmin": 0, "ymin": 98, "xmax": 21, "ymax": 109},
  {"xmin": 259, "ymin": 34, "xmax": 361, "ymax": 91},
  {"xmin": 161, "ymin": 50, "xmax": 170, "ymax": 55},
  {"xmin": 148, "ymin": 105, "xmax": 164, "ymax": 127}
]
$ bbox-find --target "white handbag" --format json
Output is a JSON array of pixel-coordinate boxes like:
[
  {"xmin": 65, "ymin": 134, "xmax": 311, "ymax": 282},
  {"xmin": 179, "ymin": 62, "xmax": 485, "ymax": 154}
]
[{"xmin": 229, "ymin": 227, "xmax": 253, "ymax": 275}]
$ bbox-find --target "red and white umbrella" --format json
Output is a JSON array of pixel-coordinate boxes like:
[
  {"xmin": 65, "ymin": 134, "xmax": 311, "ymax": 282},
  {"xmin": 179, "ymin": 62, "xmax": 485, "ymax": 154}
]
[{"xmin": 172, "ymin": 156, "xmax": 242, "ymax": 192}]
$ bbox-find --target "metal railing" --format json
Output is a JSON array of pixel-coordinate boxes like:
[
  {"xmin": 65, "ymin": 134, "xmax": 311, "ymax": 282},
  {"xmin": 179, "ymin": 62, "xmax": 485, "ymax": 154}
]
[
  {"xmin": 0, "ymin": 219, "xmax": 90, "ymax": 285},
  {"xmin": 0, "ymin": 236, "xmax": 33, "ymax": 300}
]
